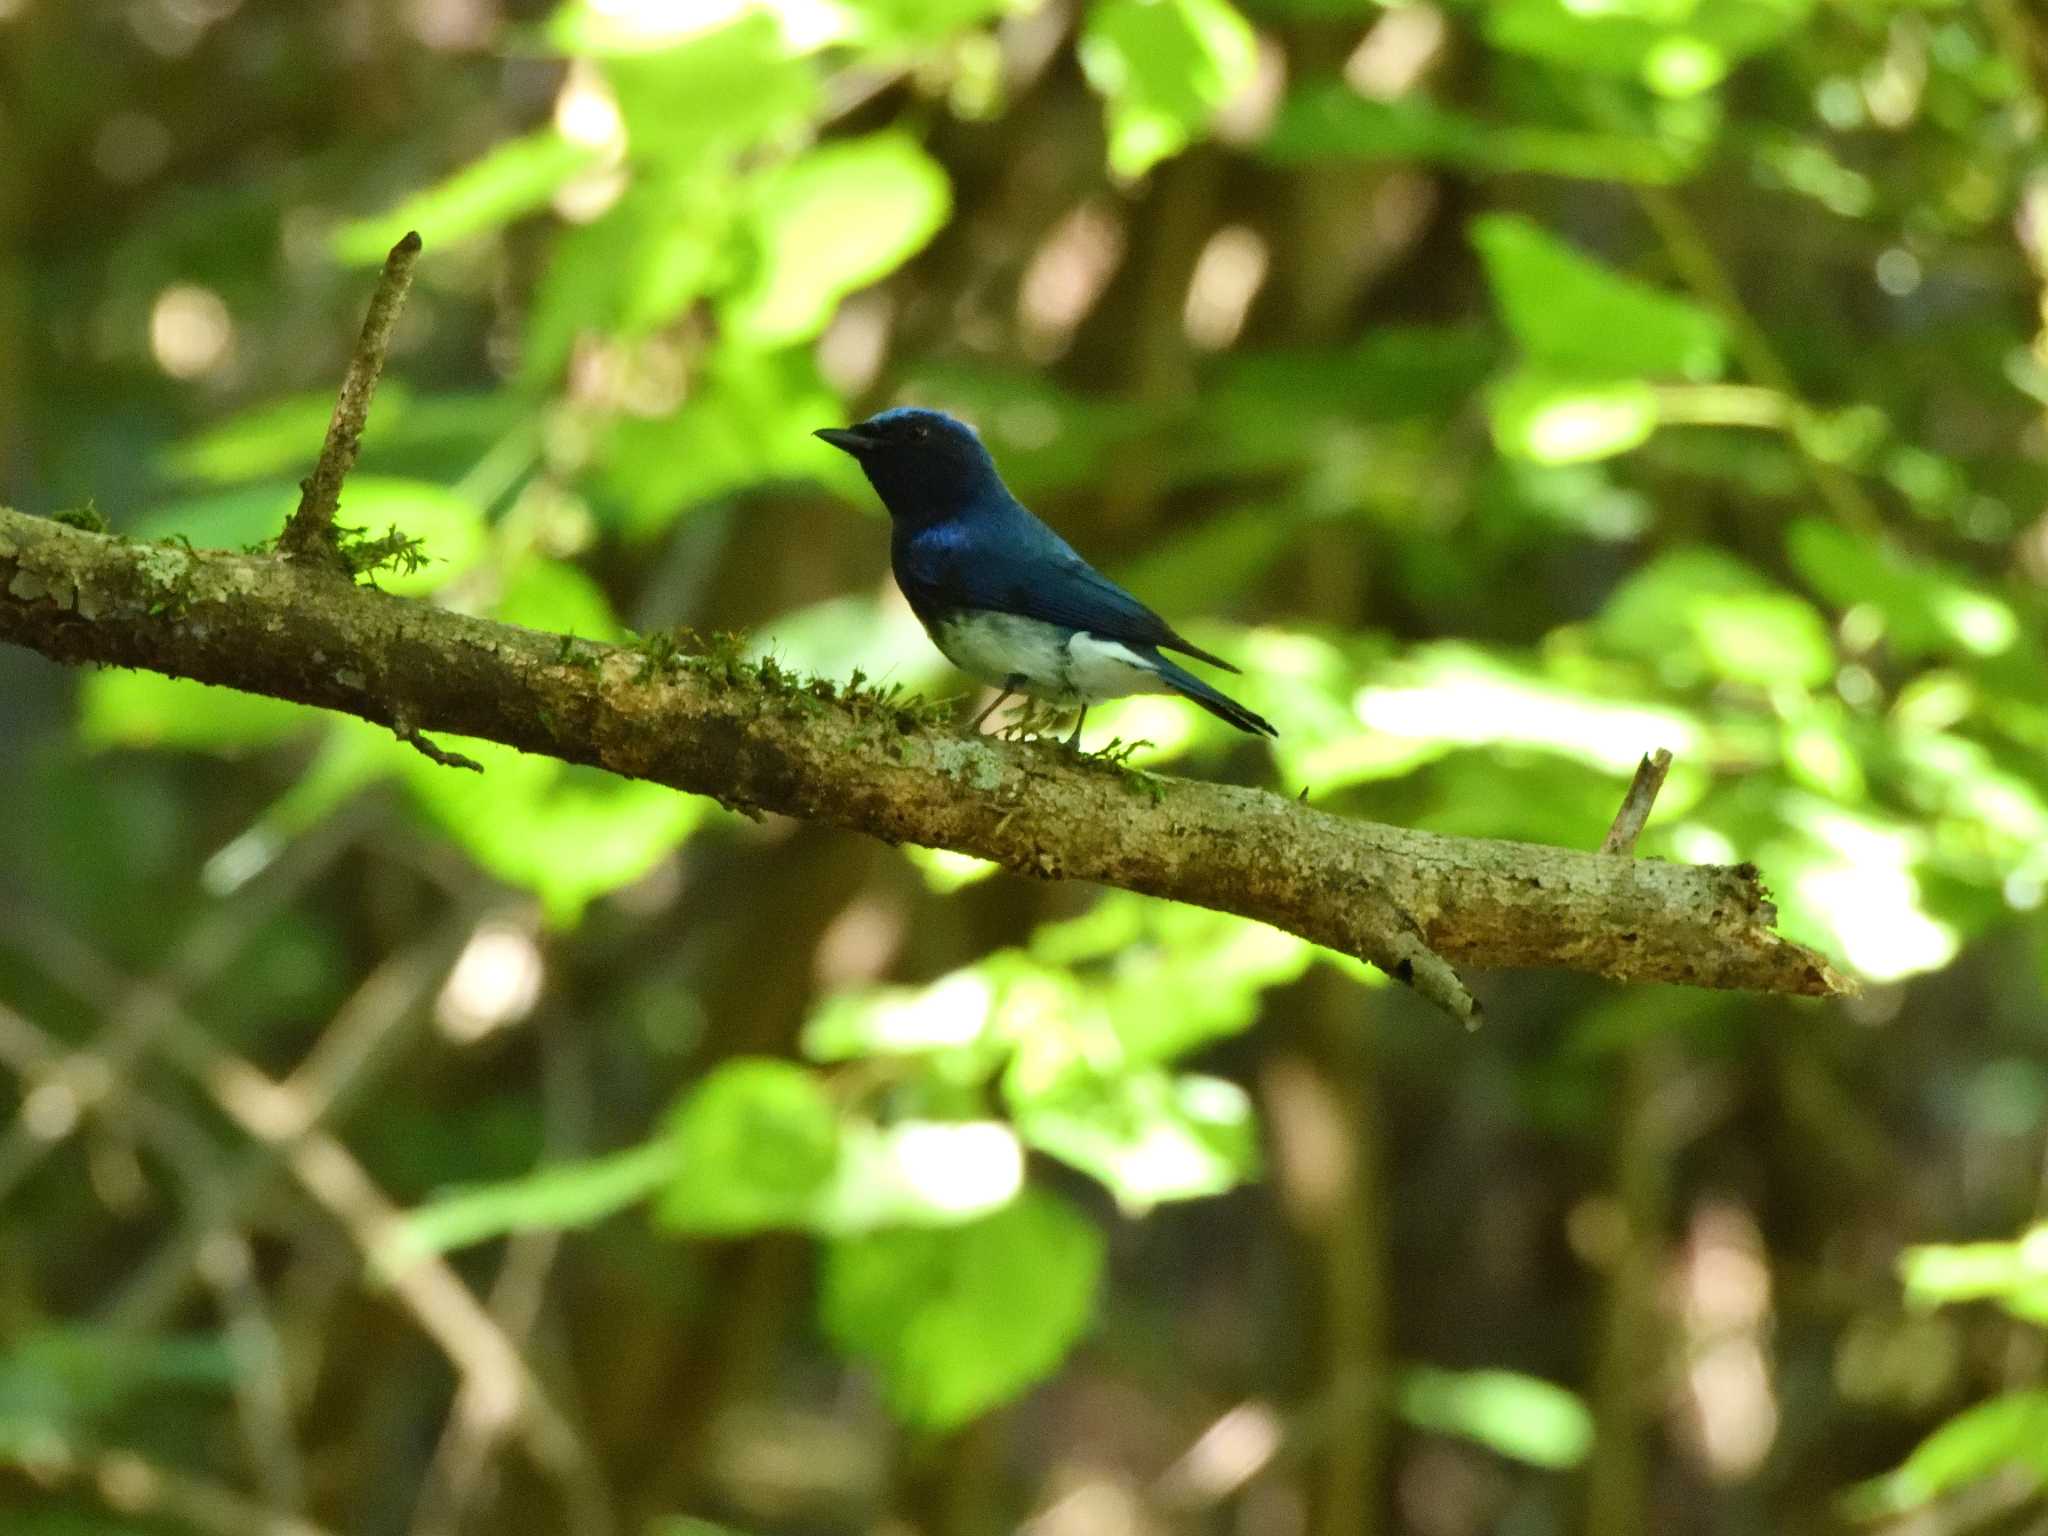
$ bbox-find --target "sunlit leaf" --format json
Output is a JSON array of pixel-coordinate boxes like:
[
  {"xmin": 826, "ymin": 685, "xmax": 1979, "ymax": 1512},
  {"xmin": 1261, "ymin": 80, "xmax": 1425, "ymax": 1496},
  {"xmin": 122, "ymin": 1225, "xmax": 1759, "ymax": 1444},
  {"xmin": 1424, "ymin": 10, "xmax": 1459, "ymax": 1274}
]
[
  {"xmin": 1689, "ymin": 591, "xmax": 1834, "ymax": 689},
  {"xmin": 131, "ymin": 477, "xmax": 487, "ymax": 595},
  {"xmin": 724, "ymin": 134, "xmax": 950, "ymax": 345},
  {"xmin": 657, "ymin": 1059, "xmax": 844, "ymax": 1234},
  {"xmin": 160, "ymin": 388, "xmax": 528, "ymax": 486},
  {"xmin": 594, "ymin": 347, "xmax": 841, "ymax": 534},
  {"xmin": 1787, "ymin": 519, "xmax": 2018, "ymax": 662},
  {"xmin": 332, "ymin": 479, "xmax": 489, "ymax": 595},
  {"xmin": 1484, "ymin": 0, "xmax": 1814, "ymax": 96},
  {"xmin": 1399, "ymin": 1367, "xmax": 1594, "ymax": 1469},
  {"xmin": 80, "ymin": 673, "xmax": 316, "ymax": 753},
  {"xmin": 815, "ymin": 1120, "xmax": 1026, "ymax": 1231},
  {"xmin": 384, "ymin": 1140, "xmax": 682, "ymax": 1264},
  {"xmin": 848, "ymin": 0, "xmax": 1020, "ymax": 44},
  {"xmin": 1079, "ymin": 0, "xmax": 1257, "ymax": 178},
  {"xmin": 491, "ymin": 554, "xmax": 621, "ymax": 638},
  {"xmin": 1353, "ymin": 644, "xmax": 1699, "ymax": 774},
  {"xmin": 1842, "ymin": 1389, "xmax": 2048, "ymax": 1517},
  {"xmin": 605, "ymin": 15, "xmax": 818, "ymax": 164},
  {"xmin": 1264, "ymin": 86, "xmax": 1698, "ymax": 183},
  {"xmin": 821, "ymin": 1189, "xmax": 1103, "ymax": 1428},
  {"xmin": 333, "ymin": 132, "xmax": 595, "ymax": 264},
  {"xmin": 1768, "ymin": 799, "xmax": 1958, "ymax": 982},
  {"xmin": 804, "ymin": 969, "xmax": 1001, "ymax": 1061},
  {"xmin": 1488, "ymin": 370, "xmax": 1658, "ymax": 465},
  {"xmin": 401, "ymin": 737, "xmax": 703, "ymax": 923},
  {"xmin": 1900, "ymin": 1225, "xmax": 2048, "ymax": 1319},
  {"xmin": 1010, "ymin": 1070, "xmax": 1258, "ymax": 1210},
  {"xmin": 1473, "ymin": 215, "xmax": 1725, "ymax": 381},
  {"xmin": 523, "ymin": 177, "xmax": 734, "ymax": 383}
]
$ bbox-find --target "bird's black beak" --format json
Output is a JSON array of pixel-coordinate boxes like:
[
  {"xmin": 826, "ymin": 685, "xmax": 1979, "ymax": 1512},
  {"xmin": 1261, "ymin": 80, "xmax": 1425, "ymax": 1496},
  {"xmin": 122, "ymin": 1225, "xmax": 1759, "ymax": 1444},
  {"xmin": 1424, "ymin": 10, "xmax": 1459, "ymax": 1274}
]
[{"xmin": 814, "ymin": 426, "xmax": 877, "ymax": 457}]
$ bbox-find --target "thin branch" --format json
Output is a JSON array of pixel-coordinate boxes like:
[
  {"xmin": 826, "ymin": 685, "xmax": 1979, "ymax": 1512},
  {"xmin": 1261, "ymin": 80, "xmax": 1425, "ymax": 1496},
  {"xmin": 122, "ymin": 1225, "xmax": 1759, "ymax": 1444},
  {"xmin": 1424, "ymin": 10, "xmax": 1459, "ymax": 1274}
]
[
  {"xmin": 19, "ymin": 919, "xmax": 616, "ymax": 1535},
  {"xmin": 0, "ymin": 806, "xmax": 369, "ymax": 1209},
  {"xmin": 277, "ymin": 230, "xmax": 422, "ymax": 572},
  {"xmin": 1601, "ymin": 748, "xmax": 1674, "ymax": 858},
  {"xmin": 0, "ymin": 999, "xmax": 308, "ymax": 1518},
  {"xmin": 0, "ymin": 508, "xmax": 1854, "ymax": 1006},
  {"xmin": 394, "ymin": 707, "xmax": 484, "ymax": 772},
  {"xmin": 410, "ymin": 1010, "xmax": 588, "ymax": 1536}
]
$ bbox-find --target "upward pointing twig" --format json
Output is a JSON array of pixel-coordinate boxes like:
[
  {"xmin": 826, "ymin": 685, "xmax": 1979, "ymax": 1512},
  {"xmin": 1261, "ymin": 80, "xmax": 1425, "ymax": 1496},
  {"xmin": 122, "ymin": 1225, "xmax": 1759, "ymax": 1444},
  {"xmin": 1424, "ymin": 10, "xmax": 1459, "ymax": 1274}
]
[
  {"xmin": 278, "ymin": 230, "xmax": 423, "ymax": 573},
  {"xmin": 1601, "ymin": 749, "xmax": 1675, "ymax": 858}
]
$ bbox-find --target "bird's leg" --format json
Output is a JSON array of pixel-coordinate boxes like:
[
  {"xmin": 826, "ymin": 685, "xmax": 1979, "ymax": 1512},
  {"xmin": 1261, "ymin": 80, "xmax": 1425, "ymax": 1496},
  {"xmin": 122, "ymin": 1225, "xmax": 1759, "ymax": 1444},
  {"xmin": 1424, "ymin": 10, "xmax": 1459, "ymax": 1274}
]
[
  {"xmin": 970, "ymin": 678, "xmax": 1022, "ymax": 732},
  {"xmin": 1064, "ymin": 704, "xmax": 1088, "ymax": 751}
]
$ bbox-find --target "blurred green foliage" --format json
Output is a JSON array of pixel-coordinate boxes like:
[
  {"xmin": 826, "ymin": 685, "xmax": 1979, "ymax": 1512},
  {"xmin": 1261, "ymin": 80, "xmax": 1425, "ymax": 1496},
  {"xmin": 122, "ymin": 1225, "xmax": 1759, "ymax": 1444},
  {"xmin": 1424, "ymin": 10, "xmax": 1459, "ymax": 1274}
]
[{"xmin": 5, "ymin": 0, "xmax": 2048, "ymax": 1531}]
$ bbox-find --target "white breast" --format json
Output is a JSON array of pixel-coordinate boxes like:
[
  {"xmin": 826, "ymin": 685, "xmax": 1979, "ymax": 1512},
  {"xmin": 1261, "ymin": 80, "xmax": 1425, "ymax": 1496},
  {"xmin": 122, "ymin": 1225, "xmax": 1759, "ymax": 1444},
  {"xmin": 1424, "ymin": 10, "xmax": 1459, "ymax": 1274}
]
[{"xmin": 930, "ymin": 612, "xmax": 1171, "ymax": 703}]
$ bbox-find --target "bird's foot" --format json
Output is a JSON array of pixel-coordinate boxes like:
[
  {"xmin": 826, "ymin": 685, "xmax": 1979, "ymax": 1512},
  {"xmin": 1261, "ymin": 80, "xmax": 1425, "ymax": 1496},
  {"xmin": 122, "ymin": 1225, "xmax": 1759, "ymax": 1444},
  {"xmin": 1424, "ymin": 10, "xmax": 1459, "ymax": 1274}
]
[
  {"xmin": 1082, "ymin": 735, "xmax": 1153, "ymax": 766},
  {"xmin": 994, "ymin": 699, "xmax": 1064, "ymax": 742}
]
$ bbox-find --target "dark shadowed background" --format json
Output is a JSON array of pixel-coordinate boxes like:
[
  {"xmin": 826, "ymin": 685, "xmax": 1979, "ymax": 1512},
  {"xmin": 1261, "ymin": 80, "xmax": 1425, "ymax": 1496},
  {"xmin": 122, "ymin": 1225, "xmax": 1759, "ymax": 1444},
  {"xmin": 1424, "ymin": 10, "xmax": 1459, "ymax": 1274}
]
[{"xmin": 3, "ymin": 1, "xmax": 2048, "ymax": 1533}]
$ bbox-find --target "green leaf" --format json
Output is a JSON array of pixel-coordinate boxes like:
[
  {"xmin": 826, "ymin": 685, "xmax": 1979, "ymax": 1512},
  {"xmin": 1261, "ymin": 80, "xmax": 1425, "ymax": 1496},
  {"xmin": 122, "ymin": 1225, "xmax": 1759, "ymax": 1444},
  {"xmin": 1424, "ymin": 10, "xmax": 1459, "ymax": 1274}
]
[
  {"xmin": 491, "ymin": 554, "xmax": 621, "ymax": 638},
  {"xmin": 844, "ymin": 0, "xmax": 1019, "ymax": 44},
  {"xmin": 330, "ymin": 479, "xmax": 489, "ymax": 595},
  {"xmin": 1688, "ymin": 591, "xmax": 1835, "ymax": 689},
  {"xmin": 821, "ymin": 1189, "xmax": 1103, "ymax": 1428},
  {"xmin": 1901, "ymin": 1225, "xmax": 2048, "ymax": 1308},
  {"xmin": 723, "ymin": 134, "xmax": 950, "ymax": 346},
  {"xmin": 1787, "ymin": 519, "xmax": 2019, "ymax": 662},
  {"xmin": 0, "ymin": 1328, "xmax": 235, "ymax": 1455},
  {"xmin": 159, "ymin": 388, "xmax": 529, "ymax": 486},
  {"xmin": 1843, "ymin": 1389, "xmax": 2048, "ymax": 1517},
  {"xmin": 803, "ymin": 969, "xmax": 1002, "ymax": 1062},
  {"xmin": 523, "ymin": 176, "xmax": 734, "ymax": 383},
  {"xmin": 1351, "ymin": 644, "xmax": 1699, "ymax": 774},
  {"xmin": 130, "ymin": 477, "xmax": 486, "ymax": 595},
  {"xmin": 1010, "ymin": 1070, "xmax": 1258, "ymax": 1210},
  {"xmin": 1060, "ymin": 901, "xmax": 1312, "ymax": 1068},
  {"xmin": 1473, "ymin": 214, "xmax": 1725, "ymax": 381},
  {"xmin": 1484, "ymin": 0, "xmax": 1814, "ymax": 97},
  {"xmin": 401, "ymin": 737, "xmax": 702, "ymax": 923},
  {"xmin": 80, "ymin": 673, "xmax": 315, "ymax": 754},
  {"xmin": 333, "ymin": 132, "xmax": 595, "ymax": 264},
  {"xmin": 384, "ymin": 1139, "xmax": 682, "ymax": 1265},
  {"xmin": 594, "ymin": 347, "xmax": 841, "ymax": 534},
  {"xmin": 1767, "ymin": 798, "xmax": 1958, "ymax": 983},
  {"xmin": 1078, "ymin": 0, "xmax": 1257, "ymax": 178},
  {"xmin": 656, "ymin": 1059, "xmax": 843, "ymax": 1234},
  {"xmin": 132, "ymin": 481, "xmax": 302, "ymax": 548},
  {"xmin": 605, "ymin": 16, "xmax": 817, "ymax": 166},
  {"xmin": 161, "ymin": 390, "xmax": 409, "ymax": 484},
  {"xmin": 1263, "ymin": 86, "xmax": 1697, "ymax": 183},
  {"xmin": 814, "ymin": 1120, "xmax": 1025, "ymax": 1232},
  {"xmin": 1598, "ymin": 547, "xmax": 1776, "ymax": 684},
  {"xmin": 1488, "ymin": 370, "xmax": 1658, "ymax": 465},
  {"xmin": 1398, "ymin": 1367, "xmax": 1594, "ymax": 1469}
]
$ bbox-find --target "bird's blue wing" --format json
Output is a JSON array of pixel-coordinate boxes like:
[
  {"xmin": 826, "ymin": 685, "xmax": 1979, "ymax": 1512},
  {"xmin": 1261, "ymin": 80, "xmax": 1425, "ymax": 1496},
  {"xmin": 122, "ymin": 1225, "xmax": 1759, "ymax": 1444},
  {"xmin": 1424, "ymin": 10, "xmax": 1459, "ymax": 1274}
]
[
  {"xmin": 1009, "ymin": 554, "xmax": 1239, "ymax": 673},
  {"xmin": 895, "ymin": 517, "xmax": 1236, "ymax": 672}
]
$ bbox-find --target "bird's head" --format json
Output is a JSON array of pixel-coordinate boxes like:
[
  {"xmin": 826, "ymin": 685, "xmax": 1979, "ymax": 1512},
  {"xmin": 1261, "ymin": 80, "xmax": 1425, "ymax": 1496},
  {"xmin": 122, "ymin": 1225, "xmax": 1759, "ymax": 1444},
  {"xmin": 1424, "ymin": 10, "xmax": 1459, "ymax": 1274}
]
[{"xmin": 814, "ymin": 407, "xmax": 1001, "ymax": 524}]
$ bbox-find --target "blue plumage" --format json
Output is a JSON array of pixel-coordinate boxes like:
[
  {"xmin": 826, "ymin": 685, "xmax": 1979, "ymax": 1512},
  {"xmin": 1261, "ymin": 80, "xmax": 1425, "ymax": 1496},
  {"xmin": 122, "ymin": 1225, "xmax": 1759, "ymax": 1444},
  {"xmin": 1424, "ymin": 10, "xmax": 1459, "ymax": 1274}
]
[{"xmin": 816, "ymin": 407, "xmax": 1275, "ymax": 746}]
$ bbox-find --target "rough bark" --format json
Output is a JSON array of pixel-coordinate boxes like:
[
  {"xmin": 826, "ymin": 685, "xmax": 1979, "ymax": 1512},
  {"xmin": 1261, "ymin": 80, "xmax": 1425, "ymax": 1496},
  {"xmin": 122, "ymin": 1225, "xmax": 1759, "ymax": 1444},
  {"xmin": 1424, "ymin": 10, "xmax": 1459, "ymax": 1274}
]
[{"xmin": 0, "ymin": 506, "xmax": 1853, "ymax": 1008}]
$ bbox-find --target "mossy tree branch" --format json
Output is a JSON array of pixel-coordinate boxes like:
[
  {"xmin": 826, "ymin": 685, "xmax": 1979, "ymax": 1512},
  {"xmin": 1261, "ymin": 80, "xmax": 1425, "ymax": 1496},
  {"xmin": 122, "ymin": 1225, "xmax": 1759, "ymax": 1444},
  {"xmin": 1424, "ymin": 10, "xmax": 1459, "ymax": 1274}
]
[{"xmin": 0, "ymin": 507, "xmax": 1853, "ymax": 1014}]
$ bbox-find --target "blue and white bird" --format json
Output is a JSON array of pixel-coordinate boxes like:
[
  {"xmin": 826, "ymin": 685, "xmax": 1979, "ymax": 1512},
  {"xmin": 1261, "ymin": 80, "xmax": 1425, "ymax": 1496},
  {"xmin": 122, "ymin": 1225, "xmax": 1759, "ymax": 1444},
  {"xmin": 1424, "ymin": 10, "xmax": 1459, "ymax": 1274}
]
[{"xmin": 816, "ymin": 407, "xmax": 1275, "ymax": 748}]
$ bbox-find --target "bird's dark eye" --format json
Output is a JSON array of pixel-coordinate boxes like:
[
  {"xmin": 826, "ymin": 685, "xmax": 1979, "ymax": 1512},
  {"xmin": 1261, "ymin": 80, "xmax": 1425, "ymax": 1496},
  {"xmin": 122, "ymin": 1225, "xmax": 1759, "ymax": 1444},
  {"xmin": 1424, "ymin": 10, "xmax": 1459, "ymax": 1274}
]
[{"xmin": 912, "ymin": 423, "xmax": 930, "ymax": 441}]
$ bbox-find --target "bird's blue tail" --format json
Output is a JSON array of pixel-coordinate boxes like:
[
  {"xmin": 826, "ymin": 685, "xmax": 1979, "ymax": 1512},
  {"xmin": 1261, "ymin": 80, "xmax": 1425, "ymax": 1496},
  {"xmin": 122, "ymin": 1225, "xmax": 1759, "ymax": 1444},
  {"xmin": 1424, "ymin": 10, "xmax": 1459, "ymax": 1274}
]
[{"xmin": 1151, "ymin": 655, "xmax": 1277, "ymax": 738}]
